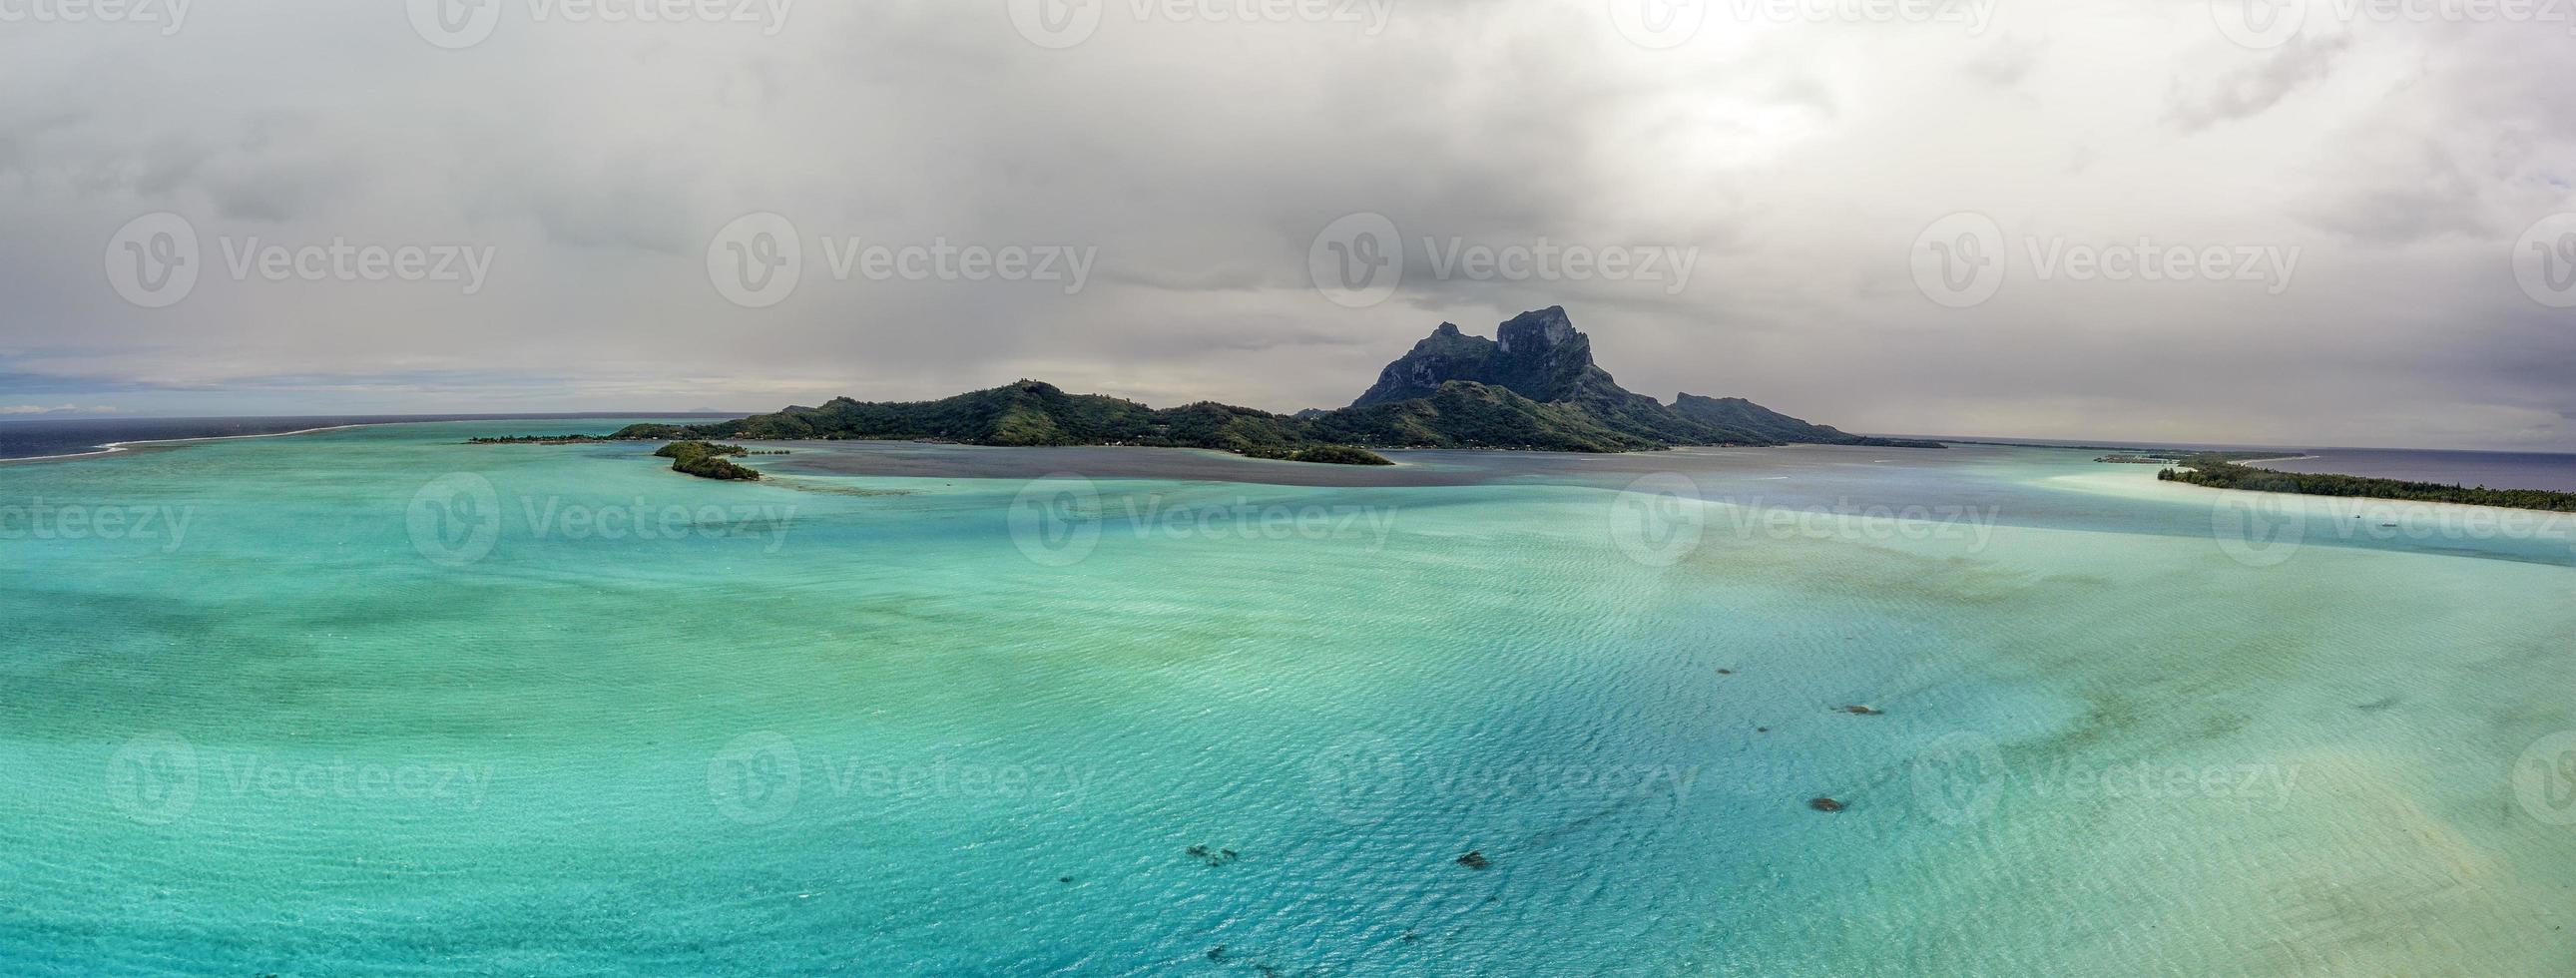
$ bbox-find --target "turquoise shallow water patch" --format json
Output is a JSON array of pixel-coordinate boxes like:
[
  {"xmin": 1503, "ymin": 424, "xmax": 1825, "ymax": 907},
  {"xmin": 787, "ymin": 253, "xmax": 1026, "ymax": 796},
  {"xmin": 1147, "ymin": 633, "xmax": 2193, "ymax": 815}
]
[{"xmin": 2, "ymin": 423, "xmax": 2572, "ymax": 975}]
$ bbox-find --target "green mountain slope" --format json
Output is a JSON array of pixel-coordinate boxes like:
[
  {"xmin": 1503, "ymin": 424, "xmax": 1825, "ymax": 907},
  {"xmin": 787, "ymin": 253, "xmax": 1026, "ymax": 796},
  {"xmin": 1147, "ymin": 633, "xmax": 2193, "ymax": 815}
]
[{"xmin": 1669, "ymin": 394, "xmax": 1945, "ymax": 448}]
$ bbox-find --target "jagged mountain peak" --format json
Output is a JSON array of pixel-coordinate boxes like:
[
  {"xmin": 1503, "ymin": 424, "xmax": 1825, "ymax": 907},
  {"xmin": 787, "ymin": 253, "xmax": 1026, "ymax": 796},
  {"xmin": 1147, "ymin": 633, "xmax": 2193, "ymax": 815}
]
[
  {"xmin": 1350, "ymin": 306, "xmax": 1606, "ymax": 408},
  {"xmin": 1495, "ymin": 305, "xmax": 1576, "ymax": 353}
]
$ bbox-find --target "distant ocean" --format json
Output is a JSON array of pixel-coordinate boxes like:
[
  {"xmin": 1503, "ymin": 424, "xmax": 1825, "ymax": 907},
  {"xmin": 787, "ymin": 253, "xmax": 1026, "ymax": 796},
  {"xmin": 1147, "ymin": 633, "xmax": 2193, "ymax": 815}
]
[{"xmin": 0, "ymin": 414, "xmax": 735, "ymax": 462}]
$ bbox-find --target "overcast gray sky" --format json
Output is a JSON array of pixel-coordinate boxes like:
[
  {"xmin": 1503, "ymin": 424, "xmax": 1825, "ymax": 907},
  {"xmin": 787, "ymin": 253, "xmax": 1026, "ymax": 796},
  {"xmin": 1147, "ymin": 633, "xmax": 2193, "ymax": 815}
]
[{"xmin": 3, "ymin": 0, "xmax": 2573, "ymax": 448}]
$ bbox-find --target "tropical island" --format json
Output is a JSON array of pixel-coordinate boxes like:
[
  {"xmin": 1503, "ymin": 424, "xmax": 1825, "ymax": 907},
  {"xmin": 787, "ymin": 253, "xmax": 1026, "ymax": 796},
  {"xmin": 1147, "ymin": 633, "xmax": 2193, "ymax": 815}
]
[
  {"xmin": 654, "ymin": 441, "xmax": 763, "ymax": 481},
  {"xmin": 605, "ymin": 307, "xmax": 1944, "ymax": 463},
  {"xmin": 464, "ymin": 434, "xmax": 625, "ymax": 445},
  {"xmin": 2159, "ymin": 453, "xmax": 2576, "ymax": 512}
]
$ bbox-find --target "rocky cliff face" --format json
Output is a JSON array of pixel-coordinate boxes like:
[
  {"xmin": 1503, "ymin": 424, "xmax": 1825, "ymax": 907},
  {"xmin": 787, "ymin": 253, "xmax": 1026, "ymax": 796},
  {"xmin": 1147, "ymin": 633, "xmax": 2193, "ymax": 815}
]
[
  {"xmin": 1350, "ymin": 321, "xmax": 1500, "ymax": 407},
  {"xmin": 1340, "ymin": 307, "xmax": 1941, "ymax": 449},
  {"xmin": 1350, "ymin": 305, "xmax": 1617, "ymax": 407}
]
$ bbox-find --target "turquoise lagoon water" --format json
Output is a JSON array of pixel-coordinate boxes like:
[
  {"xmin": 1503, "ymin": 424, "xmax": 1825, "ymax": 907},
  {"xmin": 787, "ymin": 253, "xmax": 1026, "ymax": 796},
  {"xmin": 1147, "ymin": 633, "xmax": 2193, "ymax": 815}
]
[{"xmin": 2, "ymin": 422, "xmax": 2573, "ymax": 975}]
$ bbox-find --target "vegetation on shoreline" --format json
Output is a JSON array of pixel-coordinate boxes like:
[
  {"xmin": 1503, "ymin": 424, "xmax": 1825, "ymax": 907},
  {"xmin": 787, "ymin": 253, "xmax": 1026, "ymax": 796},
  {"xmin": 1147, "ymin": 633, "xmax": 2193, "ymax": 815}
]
[
  {"xmin": 2159, "ymin": 453, "xmax": 2576, "ymax": 512},
  {"xmin": 1281, "ymin": 444, "xmax": 1395, "ymax": 466},
  {"xmin": 655, "ymin": 441, "xmax": 763, "ymax": 481},
  {"xmin": 466, "ymin": 435, "xmax": 625, "ymax": 445},
  {"xmin": 614, "ymin": 380, "xmax": 1407, "ymax": 464},
  {"xmin": 2097, "ymin": 450, "xmax": 2294, "ymax": 465}
]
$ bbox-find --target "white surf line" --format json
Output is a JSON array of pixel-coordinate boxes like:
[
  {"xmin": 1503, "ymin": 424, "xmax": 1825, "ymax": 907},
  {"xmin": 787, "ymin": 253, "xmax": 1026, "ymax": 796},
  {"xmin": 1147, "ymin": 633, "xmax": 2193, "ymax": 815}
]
[{"xmin": 0, "ymin": 423, "xmax": 378, "ymax": 464}]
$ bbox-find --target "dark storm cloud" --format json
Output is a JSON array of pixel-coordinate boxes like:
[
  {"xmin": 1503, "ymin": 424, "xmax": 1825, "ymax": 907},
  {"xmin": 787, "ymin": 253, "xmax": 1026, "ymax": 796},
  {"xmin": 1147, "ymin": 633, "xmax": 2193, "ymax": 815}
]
[{"xmin": 0, "ymin": 1, "xmax": 2572, "ymax": 447}]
